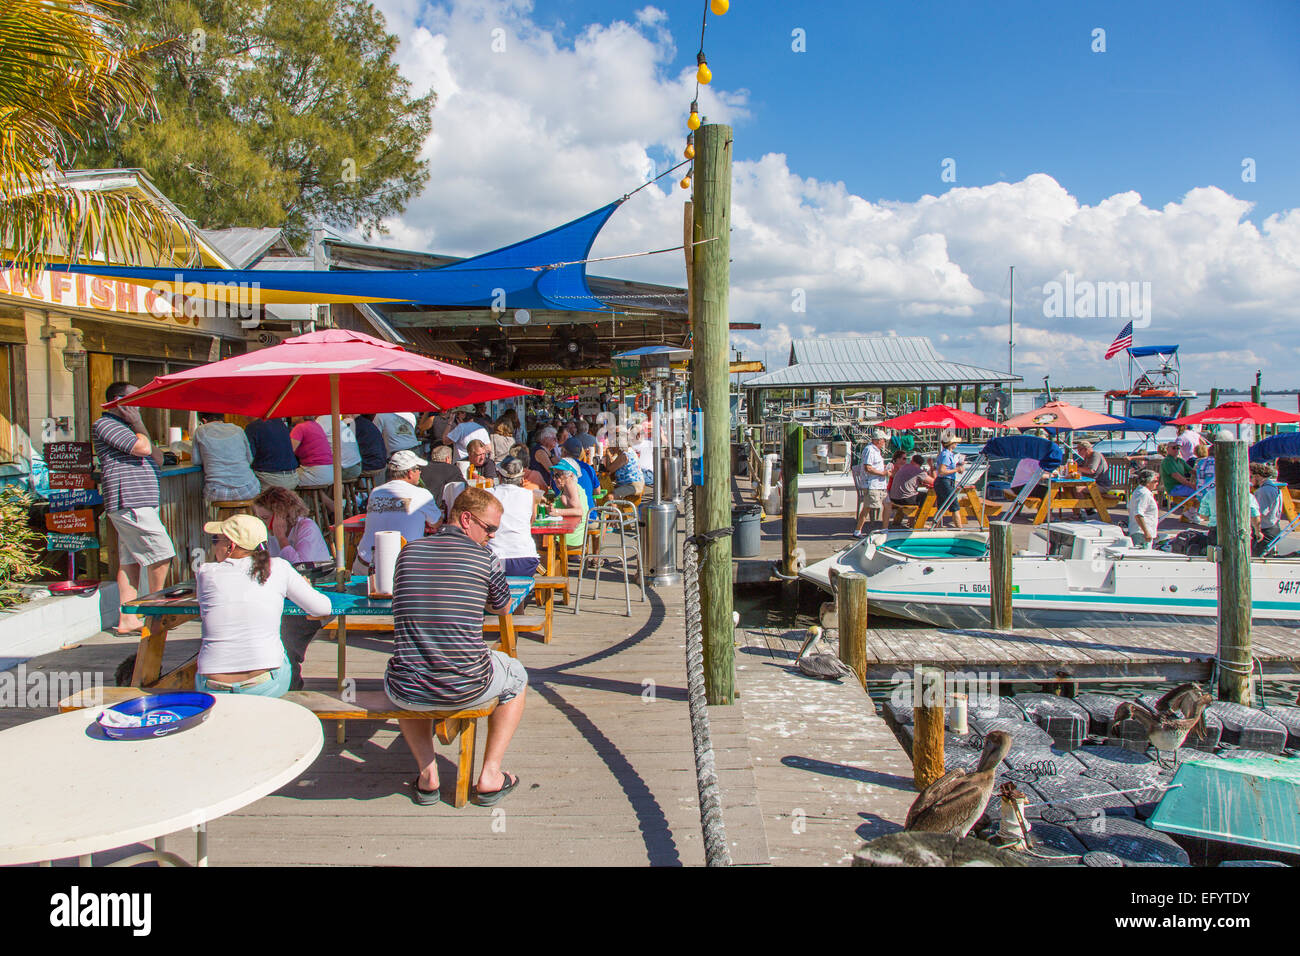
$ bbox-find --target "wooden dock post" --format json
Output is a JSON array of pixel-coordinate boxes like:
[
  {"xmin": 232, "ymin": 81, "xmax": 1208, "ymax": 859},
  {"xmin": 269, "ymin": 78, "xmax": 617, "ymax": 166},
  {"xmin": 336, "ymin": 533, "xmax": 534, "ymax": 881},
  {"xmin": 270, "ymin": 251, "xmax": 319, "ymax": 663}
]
[
  {"xmin": 989, "ymin": 521, "xmax": 1013, "ymax": 630},
  {"xmin": 782, "ymin": 422, "xmax": 802, "ymax": 579},
  {"xmin": 912, "ymin": 666, "xmax": 946, "ymax": 790},
  {"xmin": 690, "ymin": 122, "xmax": 735, "ymax": 706},
  {"xmin": 836, "ymin": 572, "xmax": 868, "ymax": 687},
  {"xmin": 1215, "ymin": 437, "xmax": 1253, "ymax": 705},
  {"xmin": 1209, "ymin": 387, "xmax": 1220, "ymax": 409}
]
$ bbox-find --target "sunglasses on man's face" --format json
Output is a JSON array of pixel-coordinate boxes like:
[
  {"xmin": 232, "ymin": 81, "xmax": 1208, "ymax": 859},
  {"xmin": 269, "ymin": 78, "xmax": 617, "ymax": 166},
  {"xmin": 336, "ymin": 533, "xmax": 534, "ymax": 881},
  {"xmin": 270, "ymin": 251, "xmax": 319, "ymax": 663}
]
[{"xmin": 466, "ymin": 512, "xmax": 499, "ymax": 536}]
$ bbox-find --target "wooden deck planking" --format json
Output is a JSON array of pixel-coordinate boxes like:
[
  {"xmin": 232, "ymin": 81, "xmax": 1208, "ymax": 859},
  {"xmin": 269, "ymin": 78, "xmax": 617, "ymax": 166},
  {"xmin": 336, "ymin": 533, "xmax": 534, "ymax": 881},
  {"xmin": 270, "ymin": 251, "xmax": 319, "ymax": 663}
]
[
  {"xmin": 861, "ymin": 622, "xmax": 1300, "ymax": 682},
  {"xmin": 733, "ymin": 625, "xmax": 914, "ymax": 865}
]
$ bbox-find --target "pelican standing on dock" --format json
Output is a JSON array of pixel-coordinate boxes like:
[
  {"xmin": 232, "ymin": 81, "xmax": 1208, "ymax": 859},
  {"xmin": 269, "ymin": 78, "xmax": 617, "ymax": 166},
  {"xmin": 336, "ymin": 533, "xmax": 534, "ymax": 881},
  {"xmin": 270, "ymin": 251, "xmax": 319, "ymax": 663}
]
[
  {"xmin": 1110, "ymin": 683, "xmax": 1212, "ymax": 768},
  {"xmin": 794, "ymin": 626, "xmax": 854, "ymax": 680},
  {"xmin": 904, "ymin": 731, "xmax": 1013, "ymax": 836}
]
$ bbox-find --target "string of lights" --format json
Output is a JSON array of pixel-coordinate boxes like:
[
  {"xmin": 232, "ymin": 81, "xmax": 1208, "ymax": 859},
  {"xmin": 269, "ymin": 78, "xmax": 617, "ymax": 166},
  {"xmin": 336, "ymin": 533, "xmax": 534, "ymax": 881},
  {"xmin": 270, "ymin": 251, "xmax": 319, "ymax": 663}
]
[{"xmin": 681, "ymin": 0, "xmax": 728, "ymax": 190}]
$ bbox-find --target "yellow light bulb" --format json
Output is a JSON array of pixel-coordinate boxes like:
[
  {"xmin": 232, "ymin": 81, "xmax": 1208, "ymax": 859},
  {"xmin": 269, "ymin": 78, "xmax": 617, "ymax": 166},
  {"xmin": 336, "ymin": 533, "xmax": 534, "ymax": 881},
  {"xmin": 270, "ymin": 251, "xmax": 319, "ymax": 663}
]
[
  {"xmin": 684, "ymin": 143, "xmax": 695, "ymax": 160},
  {"xmin": 711, "ymin": 0, "xmax": 729, "ymax": 15},
  {"xmin": 680, "ymin": 176, "xmax": 691, "ymax": 190},
  {"xmin": 688, "ymin": 110, "xmax": 701, "ymax": 130},
  {"xmin": 696, "ymin": 53, "xmax": 712, "ymax": 85}
]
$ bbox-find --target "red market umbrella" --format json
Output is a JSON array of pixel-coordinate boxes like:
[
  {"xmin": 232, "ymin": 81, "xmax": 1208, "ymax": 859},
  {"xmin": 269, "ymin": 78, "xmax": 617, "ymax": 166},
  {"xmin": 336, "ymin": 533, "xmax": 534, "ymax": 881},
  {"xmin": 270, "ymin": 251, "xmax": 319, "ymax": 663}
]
[
  {"xmin": 1168, "ymin": 401, "xmax": 1300, "ymax": 427},
  {"xmin": 106, "ymin": 329, "xmax": 542, "ymax": 582},
  {"xmin": 1000, "ymin": 401, "xmax": 1125, "ymax": 431},
  {"xmin": 878, "ymin": 404, "xmax": 1000, "ymax": 430}
]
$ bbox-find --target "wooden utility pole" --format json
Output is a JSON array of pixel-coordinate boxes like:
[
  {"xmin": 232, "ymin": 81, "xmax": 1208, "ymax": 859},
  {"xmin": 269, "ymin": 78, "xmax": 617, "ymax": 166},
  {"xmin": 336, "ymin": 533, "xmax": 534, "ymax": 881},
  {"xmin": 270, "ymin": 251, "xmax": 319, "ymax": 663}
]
[
  {"xmin": 836, "ymin": 572, "xmax": 868, "ymax": 687},
  {"xmin": 691, "ymin": 123, "xmax": 734, "ymax": 706},
  {"xmin": 782, "ymin": 422, "xmax": 802, "ymax": 576},
  {"xmin": 989, "ymin": 522, "xmax": 1013, "ymax": 630},
  {"xmin": 1215, "ymin": 438, "xmax": 1253, "ymax": 704}
]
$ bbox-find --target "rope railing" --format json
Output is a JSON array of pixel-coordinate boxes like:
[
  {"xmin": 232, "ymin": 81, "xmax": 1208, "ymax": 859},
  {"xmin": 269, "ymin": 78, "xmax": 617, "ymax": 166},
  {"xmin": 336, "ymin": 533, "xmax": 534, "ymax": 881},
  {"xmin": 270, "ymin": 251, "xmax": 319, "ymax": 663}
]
[{"xmin": 681, "ymin": 485, "xmax": 732, "ymax": 866}]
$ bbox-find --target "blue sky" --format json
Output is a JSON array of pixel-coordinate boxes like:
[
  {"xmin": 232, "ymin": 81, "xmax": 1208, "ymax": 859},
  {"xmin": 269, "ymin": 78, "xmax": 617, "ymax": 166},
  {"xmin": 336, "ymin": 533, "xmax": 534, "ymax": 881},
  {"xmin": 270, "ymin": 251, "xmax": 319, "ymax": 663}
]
[
  {"xmin": 540, "ymin": 0, "xmax": 1299, "ymax": 221},
  {"xmin": 374, "ymin": 0, "xmax": 1300, "ymax": 388}
]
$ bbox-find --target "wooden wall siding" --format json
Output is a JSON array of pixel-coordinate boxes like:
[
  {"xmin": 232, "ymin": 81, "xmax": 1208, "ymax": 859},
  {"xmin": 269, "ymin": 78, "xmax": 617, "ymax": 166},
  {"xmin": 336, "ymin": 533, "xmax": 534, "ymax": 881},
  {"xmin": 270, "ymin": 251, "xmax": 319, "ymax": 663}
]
[
  {"xmin": 99, "ymin": 468, "xmax": 206, "ymax": 583},
  {"xmin": 0, "ymin": 346, "xmax": 11, "ymax": 461}
]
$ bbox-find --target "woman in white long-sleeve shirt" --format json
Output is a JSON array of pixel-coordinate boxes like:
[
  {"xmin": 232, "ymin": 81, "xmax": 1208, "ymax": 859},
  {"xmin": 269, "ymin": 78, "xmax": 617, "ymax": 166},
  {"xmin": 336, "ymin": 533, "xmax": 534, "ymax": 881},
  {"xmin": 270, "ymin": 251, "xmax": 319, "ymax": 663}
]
[{"xmin": 196, "ymin": 514, "xmax": 332, "ymax": 697}]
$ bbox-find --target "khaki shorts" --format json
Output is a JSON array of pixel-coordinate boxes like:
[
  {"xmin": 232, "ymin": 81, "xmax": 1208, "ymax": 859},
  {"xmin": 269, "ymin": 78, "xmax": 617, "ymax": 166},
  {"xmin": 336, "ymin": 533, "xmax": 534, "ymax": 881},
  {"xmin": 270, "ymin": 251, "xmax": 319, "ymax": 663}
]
[
  {"xmin": 255, "ymin": 470, "xmax": 299, "ymax": 490},
  {"xmin": 385, "ymin": 650, "xmax": 528, "ymax": 710},
  {"xmin": 863, "ymin": 488, "xmax": 887, "ymax": 516},
  {"xmin": 108, "ymin": 507, "xmax": 176, "ymax": 568}
]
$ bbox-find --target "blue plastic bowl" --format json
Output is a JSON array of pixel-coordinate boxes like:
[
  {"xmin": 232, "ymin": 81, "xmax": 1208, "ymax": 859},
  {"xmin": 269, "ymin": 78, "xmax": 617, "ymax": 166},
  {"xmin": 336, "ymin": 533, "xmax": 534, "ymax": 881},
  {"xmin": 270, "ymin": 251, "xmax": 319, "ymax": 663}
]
[{"xmin": 97, "ymin": 692, "xmax": 216, "ymax": 741}]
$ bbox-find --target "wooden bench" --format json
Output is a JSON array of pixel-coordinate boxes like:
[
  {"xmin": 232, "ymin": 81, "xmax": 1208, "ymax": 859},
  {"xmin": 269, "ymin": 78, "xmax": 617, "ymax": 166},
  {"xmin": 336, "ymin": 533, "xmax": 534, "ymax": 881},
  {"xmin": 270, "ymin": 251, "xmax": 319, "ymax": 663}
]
[
  {"xmin": 322, "ymin": 612, "xmax": 524, "ymax": 656},
  {"xmin": 59, "ymin": 687, "xmax": 497, "ymax": 809},
  {"xmin": 528, "ymin": 576, "xmax": 568, "ymax": 643}
]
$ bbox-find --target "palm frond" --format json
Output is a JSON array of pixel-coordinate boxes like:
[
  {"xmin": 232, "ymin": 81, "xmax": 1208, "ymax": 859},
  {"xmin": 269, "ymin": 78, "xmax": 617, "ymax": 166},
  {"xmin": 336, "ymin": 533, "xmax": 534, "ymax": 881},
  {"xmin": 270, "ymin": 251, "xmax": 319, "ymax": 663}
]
[{"xmin": 0, "ymin": 0, "xmax": 199, "ymax": 273}]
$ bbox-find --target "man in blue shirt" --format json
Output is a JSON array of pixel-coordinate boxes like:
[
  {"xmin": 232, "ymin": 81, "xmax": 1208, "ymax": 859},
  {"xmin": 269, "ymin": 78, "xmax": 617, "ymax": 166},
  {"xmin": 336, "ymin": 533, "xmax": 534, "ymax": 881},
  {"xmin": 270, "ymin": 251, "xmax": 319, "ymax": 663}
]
[
  {"xmin": 354, "ymin": 414, "xmax": 388, "ymax": 481},
  {"xmin": 244, "ymin": 418, "xmax": 299, "ymax": 489}
]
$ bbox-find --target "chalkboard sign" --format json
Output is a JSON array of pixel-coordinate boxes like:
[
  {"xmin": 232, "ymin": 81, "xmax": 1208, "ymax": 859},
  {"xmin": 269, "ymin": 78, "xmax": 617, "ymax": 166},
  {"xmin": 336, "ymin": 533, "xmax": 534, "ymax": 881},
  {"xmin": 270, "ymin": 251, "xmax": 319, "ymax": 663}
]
[
  {"xmin": 49, "ymin": 472, "xmax": 96, "ymax": 490},
  {"xmin": 46, "ymin": 532, "xmax": 99, "ymax": 551},
  {"xmin": 45, "ymin": 509, "xmax": 96, "ymax": 534},
  {"xmin": 48, "ymin": 489, "xmax": 103, "ymax": 511},
  {"xmin": 45, "ymin": 441, "xmax": 93, "ymax": 472}
]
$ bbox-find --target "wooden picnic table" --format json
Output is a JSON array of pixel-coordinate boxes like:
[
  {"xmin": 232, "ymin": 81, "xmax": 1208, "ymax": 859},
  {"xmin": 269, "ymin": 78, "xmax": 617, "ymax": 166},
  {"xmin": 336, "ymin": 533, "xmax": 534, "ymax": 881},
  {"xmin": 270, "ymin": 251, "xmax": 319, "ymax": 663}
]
[
  {"xmin": 119, "ymin": 574, "xmax": 532, "ymax": 694},
  {"xmin": 531, "ymin": 513, "xmax": 580, "ymax": 586},
  {"xmin": 1031, "ymin": 477, "xmax": 1112, "ymax": 525}
]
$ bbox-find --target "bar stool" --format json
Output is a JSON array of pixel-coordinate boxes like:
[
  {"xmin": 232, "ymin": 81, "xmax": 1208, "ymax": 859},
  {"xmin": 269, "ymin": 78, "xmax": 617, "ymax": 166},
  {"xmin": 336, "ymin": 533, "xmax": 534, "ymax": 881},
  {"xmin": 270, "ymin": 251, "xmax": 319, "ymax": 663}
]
[
  {"xmin": 574, "ymin": 502, "xmax": 645, "ymax": 616},
  {"xmin": 208, "ymin": 498, "xmax": 255, "ymax": 523},
  {"xmin": 297, "ymin": 485, "xmax": 333, "ymax": 530},
  {"xmin": 341, "ymin": 478, "xmax": 362, "ymax": 518}
]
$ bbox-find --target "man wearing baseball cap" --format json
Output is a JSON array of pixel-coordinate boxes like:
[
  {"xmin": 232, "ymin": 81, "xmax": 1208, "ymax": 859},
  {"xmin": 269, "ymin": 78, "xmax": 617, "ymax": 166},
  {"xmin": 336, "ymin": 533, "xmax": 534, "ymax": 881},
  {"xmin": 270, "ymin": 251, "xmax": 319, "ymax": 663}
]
[{"xmin": 353, "ymin": 449, "xmax": 444, "ymax": 574}]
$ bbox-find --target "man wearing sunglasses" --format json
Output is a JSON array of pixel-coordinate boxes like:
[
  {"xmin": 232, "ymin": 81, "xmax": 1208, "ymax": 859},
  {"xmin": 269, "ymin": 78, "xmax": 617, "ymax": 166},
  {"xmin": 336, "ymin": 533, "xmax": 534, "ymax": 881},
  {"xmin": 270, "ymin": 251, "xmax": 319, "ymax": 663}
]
[{"xmin": 384, "ymin": 486, "xmax": 527, "ymax": 808}]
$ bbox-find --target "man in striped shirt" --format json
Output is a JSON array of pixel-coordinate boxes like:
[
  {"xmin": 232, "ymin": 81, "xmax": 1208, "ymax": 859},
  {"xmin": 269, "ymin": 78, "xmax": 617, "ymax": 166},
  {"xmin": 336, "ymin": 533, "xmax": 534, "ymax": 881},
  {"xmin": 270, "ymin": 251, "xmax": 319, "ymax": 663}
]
[
  {"xmin": 91, "ymin": 382, "xmax": 175, "ymax": 634},
  {"xmin": 384, "ymin": 486, "xmax": 526, "ymax": 807}
]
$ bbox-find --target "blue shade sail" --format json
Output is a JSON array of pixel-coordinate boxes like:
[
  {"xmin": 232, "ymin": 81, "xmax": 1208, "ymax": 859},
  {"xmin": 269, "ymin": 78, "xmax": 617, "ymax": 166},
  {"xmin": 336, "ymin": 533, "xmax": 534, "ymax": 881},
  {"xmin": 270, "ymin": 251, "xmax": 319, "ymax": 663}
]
[{"xmin": 42, "ymin": 201, "xmax": 623, "ymax": 312}]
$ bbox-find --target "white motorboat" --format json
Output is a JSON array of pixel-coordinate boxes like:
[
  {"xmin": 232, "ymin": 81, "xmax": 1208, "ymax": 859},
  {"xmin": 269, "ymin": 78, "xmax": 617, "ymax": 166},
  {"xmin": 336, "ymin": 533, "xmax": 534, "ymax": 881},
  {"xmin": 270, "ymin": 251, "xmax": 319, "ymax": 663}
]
[{"xmin": 800, "ymin": 522, "xmax": 1300, "ymax": 627}]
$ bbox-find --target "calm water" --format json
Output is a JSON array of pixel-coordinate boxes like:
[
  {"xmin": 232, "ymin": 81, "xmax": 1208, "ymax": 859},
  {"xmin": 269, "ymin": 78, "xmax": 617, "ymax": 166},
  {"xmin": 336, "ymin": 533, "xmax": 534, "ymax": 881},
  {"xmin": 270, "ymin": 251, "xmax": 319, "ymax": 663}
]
[{"xmin": 735, "ymin": 589, "xmax": 1300, "ymax": 708}]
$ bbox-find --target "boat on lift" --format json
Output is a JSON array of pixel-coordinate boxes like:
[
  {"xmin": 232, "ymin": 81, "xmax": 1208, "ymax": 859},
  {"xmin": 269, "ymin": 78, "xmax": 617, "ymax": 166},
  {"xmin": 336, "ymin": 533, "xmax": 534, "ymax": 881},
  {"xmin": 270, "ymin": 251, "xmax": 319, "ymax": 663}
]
[{"xmin": 1105, "ymin": 345, "xmax": 1197, "ymax": 424}]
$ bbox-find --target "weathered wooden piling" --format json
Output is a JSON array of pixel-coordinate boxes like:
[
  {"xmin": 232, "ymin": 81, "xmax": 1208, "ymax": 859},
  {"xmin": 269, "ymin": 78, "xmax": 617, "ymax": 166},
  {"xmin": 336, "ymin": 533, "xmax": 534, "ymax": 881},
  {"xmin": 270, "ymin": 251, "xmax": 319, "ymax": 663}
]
[
  {"xmin": 912, "ymin": 666, "xmax": 946, "ymax": 790},
  {"xmin": 836, "ymin": 571, "xmax": 868, "ymax": 687},
  {"xmin": 781, "ymin": 422, "xmax": 802, "ymax": 578},
  {"xmin": 989, "ymin": 521, "xmax": 1013, "ymax": 630},
  {"xmin": 691, "ymin": 122, "xmax": 735, "ymax": 706},
  {"xmin": 1214, "ymin": 438, "xmax": 1253, "ymax": 704}
]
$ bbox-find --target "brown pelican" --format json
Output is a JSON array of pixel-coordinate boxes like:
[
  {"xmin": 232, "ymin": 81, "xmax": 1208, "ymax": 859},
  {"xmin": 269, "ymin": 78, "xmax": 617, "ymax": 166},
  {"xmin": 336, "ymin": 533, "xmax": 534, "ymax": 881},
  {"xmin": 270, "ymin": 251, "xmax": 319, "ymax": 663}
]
[
  {"xmin": 904, "ymin": 731, "xmax": 1013, "ymax": 836},
  {"xmin": 1110, "ymin": 682, "xmax": 1212, "ymax": 768},
  {"xmin": 794, "ymin": 626, "xmax": 854, "ymax": 680}
]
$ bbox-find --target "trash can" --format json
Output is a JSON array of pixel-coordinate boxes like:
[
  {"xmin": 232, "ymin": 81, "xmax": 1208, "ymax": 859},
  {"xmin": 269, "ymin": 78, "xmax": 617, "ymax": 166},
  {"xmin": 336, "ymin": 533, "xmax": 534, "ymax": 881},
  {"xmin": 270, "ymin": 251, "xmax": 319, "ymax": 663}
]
[{"xmin": 732, "ymin": 504, "xmax": 762, "ymax": 557}]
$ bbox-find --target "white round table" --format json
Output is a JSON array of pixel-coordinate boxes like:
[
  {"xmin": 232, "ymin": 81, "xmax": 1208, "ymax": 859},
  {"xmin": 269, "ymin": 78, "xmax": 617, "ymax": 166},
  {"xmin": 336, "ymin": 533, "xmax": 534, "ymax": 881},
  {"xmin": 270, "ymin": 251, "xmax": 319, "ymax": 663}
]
[{"xmin": 0, "ymin": 694, "xmax": 322, "ymax": 866}]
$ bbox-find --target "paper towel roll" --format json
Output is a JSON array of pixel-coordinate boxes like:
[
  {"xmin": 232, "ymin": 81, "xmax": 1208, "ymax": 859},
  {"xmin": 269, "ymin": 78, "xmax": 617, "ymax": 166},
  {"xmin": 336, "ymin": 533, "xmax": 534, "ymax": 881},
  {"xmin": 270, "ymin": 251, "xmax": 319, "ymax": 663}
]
[
  {"xmin": 168, "ymin": 426, "xmax": 183, "ymax": 445},
  {"xmin": 371, "ymin": 530, "xmax": 403, "ymax": 595}
]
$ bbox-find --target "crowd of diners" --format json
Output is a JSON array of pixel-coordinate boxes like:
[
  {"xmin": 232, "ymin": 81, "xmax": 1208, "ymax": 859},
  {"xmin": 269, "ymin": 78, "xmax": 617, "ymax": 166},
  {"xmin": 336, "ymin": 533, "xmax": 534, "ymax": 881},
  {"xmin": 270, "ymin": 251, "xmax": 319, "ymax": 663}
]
[
  {"xmin": 92, "ymin": 383, "xmax": 659, "ymax": 806},
  {"xmin": 850, "ymin": 422, "xmax": 1295, "ymax": 554}
]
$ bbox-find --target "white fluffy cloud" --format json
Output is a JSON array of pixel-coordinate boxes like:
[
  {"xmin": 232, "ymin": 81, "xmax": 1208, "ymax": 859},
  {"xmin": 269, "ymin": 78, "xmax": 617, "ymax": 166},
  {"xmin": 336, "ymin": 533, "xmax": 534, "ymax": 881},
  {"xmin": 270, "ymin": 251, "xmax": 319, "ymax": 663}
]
[{"xmin": 368, "ymin": 0, "xmax": 1300, "ymax": 388}]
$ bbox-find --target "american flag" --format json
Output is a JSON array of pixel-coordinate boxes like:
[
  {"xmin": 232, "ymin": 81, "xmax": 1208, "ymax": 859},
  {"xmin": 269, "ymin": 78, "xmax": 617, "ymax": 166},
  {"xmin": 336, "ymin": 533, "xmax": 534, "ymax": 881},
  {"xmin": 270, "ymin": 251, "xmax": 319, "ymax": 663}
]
[{"xmin": 1104, "ymin": 321, "xmax": 1133, "ymax": 360}]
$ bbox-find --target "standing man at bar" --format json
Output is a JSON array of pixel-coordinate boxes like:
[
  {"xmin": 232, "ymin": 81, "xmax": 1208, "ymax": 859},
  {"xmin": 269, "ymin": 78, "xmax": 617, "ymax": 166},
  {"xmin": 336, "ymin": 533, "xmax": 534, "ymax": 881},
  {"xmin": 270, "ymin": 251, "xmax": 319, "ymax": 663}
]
[{"xmin": 93, "ymin": 382, "xmax": 176, "ymax": 634}]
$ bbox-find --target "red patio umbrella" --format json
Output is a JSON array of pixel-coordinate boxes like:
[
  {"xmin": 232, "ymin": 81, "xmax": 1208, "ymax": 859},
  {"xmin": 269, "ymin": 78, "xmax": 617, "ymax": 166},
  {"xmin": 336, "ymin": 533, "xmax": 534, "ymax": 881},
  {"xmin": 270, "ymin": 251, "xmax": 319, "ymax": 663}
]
[
  {"xmin": 105, "ymin": 329, "xmax": 542, "ymax": 583},
  {"xmin": 1168, "ymin": 401, "xmax": 1300, "ymax": 427},
  {"xmin": 878, "ymin": 403, "xmax": 1001, "ymax": 430}
]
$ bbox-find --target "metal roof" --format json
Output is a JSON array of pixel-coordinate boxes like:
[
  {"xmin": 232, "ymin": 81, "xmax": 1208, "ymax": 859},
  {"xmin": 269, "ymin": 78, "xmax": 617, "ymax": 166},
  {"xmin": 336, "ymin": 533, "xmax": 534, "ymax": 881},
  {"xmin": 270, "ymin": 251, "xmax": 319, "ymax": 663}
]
[
  {"xmin": 742, "ymin": 336, "xmax": 1017, "ymax": 389},
  {"xmin": 201, "ymin": 228, "xmax": 298, "ymax": 269},
  {"xmin": 790, "ymin": 336, "xmax": 942, "ymax": 365}
]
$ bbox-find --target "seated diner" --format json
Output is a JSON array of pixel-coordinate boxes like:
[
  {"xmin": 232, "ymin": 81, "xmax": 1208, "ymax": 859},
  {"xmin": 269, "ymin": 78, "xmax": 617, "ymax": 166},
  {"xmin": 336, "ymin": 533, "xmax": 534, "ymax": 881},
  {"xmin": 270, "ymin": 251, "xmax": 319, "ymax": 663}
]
[{"xmin": 196, "ymin": 515, "xmax": 332, "ymax": 697}]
